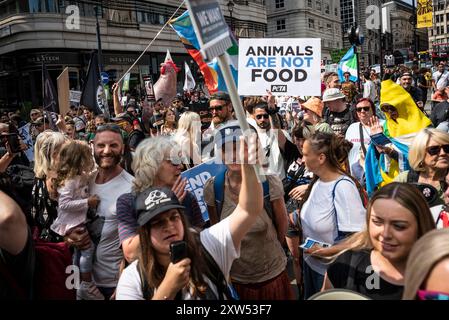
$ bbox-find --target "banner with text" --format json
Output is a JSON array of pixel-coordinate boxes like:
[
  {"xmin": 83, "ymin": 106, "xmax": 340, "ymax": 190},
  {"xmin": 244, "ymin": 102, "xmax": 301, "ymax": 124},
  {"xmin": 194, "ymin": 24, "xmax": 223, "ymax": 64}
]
[
  {"xmin": 181, "ymin": 161, "xmax": 226, "ymax": 221},
  {"xmin": 417, "ymin": 0, "xmax": 433, "ymax": 28},
  {"xmin": 238, "ymin": 38, "xmax": 321, "ymax": 96}
]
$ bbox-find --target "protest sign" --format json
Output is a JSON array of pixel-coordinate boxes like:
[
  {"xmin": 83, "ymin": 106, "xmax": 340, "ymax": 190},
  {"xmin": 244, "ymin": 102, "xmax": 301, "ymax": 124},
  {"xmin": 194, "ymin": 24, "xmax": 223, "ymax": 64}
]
[
  {"xmin": 181, "ymin": 161, "xmax": 226, "ymax": 221},
  {"xmin": 238, "ymin": 38, "xmax": 321, "ymax": 96}
]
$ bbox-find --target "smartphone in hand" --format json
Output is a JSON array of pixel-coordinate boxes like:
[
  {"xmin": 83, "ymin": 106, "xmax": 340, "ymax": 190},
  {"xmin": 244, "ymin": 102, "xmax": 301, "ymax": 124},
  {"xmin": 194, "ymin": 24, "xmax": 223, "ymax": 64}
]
[
  {"xmin": 6, "ymin": 133, "xmax": 21, "ymax": 154},
  {"xmin": 170, "ymin": 240, "xmax": 187, "ymax": 263},
  {"xmin": 300, "ymin": 237, "xmax": 330, "ymax": 250}
]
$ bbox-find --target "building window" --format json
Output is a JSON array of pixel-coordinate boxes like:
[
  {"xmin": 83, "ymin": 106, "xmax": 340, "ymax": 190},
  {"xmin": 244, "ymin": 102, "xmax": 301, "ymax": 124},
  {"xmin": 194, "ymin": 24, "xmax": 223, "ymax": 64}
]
[
  {"xmin": 276, "ymin": 19, "xmax": 286, "ymax": 30},
  {"xmin": 308, "ymin": 18, "xmax": 315, "ymax": 29},
  {"xmin": 327, "ymin": 23, "xmax": 332, "ymax": 30},
  {"xmin": 436, "ymin": 15, "xmax": 439, "ymax": 23},
  {"xmin": 325, "ymin": 4, "xmax": 330, "ymax": 14},
  {"xmin": 316, "ymin": 1, "xmax": 321, "ymax": 11},
  {"xmin": 308, "ymin": 0, "xmax": 312, "ymax": 8},
  {"xmin": 275, "ymin": 0, "xmax": 284, "ymax": 9},
  {"xmin": 335, "ymin": 7, "xmax": 338, "ymax": 16}
]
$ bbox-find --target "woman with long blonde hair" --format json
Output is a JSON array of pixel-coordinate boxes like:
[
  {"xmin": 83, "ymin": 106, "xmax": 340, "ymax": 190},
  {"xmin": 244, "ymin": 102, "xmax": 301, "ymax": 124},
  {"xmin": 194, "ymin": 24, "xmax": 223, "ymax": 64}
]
[
  {"xmin": 173, "ymin": 111, "xmax": 202, "ymax": 168},
  {"xmin": 320, "ymin": 183, "xmax": 436, "ymax": 300},
  {"xmin": 403, "ymin": 228, "xmax": 449, "ymax": 300}
]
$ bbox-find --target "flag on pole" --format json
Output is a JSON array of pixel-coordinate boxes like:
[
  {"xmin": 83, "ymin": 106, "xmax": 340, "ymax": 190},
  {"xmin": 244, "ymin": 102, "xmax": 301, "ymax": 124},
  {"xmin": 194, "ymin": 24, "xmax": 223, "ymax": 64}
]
[
  {"xmin": 42, "ymin": 62, "xmax": 59, "ymax": 114},
  {"xmin": 42, "ymin": 62, "xmax": 59, "ymax": 130},
  {"xmin": 169, "ymin": 10, "xmax": 238, "ymax": 94},
  {"xmin": 337, "ymin": 46, "xmax": 358, "ymax": 83},
  {"xmin": 80, "ymin": 52, "xmax": 109, "ymax": 116},
  {"xmin": 183, "ymin": 62, "xmax": 196, "ymax": 91}
]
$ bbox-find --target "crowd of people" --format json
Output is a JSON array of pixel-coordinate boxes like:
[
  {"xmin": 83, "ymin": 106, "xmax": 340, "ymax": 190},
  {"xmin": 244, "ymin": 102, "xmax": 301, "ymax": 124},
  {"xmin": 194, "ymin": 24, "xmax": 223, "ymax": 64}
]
[{"xmin": 1, "ymin": 60, "xmax": 449, "ymax": 301}]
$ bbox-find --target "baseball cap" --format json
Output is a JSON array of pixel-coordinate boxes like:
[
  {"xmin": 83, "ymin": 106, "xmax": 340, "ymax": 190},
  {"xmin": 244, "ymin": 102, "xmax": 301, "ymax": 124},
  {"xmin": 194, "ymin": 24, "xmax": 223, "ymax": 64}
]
[
  {"xmin": 135, "ymin": 187, "xmax": 186, "ymax": 226},
  {"xmin": 213, "ymin": 120, "xmax": 256, "ymax": 149}
]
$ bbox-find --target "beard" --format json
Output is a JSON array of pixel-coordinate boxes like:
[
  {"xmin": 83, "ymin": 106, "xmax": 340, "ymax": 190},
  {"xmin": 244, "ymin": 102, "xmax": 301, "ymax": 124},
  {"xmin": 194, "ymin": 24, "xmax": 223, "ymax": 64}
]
[
  {"xmin": 257, "ymin": 121, "xmax": 270, "ymax": 129},
  {"xmin": 94, "ymin": 152, "xmax": 122, "ymax": 169}
]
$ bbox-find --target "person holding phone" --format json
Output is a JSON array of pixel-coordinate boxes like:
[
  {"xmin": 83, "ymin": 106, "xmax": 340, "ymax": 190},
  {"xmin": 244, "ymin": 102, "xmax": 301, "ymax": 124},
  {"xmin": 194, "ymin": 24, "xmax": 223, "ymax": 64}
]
[
  {"xmin": 116, "ymin": 135, "xmax": 264, "ymax": 300},
  {"xmin": 0, "ymin": 123, "xmax": 29, "ymax": 173}
]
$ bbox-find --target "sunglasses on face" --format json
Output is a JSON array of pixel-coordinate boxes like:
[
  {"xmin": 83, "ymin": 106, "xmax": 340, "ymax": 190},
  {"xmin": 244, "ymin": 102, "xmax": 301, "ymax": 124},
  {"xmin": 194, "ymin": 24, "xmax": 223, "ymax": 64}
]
[
  {"xmin": 356, "ymin": 106, "xmax": 371, "ymax": 113},
  {"xmin": 381, "ymin": 105, "xmax": 396, "ymax": 113},
  {"xmin": 256, "ymin": 114, "xmax": 270, "ymax": 120},
  {"xmin": 209, "ymin": 105, "xmax": 224, "ymax": 112},
  {"xmin": 164, "ymin": 156, "xmax": 187, "ymax": 166},
  {"xmin": 427, "ymin": 144, "xmax": 449, "ymax": 156},
  {"xmin": 417, "ymin": 289, "xmax": 449, "ymax": 300}
]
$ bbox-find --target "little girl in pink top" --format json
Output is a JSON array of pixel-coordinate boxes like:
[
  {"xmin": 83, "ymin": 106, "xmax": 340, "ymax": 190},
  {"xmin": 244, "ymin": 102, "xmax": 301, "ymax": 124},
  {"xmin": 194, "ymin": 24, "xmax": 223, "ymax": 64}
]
[{"xmin": 51, "ymin": 140, "xmax": 103, "ymax": 300}]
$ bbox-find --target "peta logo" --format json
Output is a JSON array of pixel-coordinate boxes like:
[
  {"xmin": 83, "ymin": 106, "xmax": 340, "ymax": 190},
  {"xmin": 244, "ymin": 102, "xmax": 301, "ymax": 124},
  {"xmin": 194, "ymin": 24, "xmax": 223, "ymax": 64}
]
[
  {"xmin": 271, "ymin": 85, "xmax": 287, "ymax": 93},
  {"xmin": 145, "ymin": 190, "xmax": 171, "ymax": 209}
]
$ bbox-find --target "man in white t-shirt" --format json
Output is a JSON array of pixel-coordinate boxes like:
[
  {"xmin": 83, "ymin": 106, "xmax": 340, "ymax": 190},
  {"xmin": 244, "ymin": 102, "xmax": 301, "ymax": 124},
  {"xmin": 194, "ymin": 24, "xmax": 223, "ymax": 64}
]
[
  {"xmin": 432, "ymin": 63, "xmax": 449, "ymax": 92},
  {"xmin": 66, "ymin": 124, "xmax": 133, "ymax": 300},
  {"xmin": 362, "ymin": 71, "xmax": 377, "ymax": 103}
]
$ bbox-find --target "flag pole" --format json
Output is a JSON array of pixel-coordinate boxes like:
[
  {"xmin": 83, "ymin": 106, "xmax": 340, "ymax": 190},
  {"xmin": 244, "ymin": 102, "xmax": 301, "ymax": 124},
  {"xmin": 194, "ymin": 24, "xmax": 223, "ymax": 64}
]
[
  {"xmin": 354, "ymin": 45, "xmax": 361, "ymax": 92},
  {"xmin": 41, "ymin": 60, "xmax": 46, "ymax": 129},
  {"xmin": 217, "ymin": 55, "xmax": 265, "ymax": 183}
]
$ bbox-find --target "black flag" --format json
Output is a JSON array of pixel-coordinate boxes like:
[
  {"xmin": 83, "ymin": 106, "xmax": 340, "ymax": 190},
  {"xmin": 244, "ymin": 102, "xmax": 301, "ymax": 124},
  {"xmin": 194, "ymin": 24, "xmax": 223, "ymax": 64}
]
[
  {"xmin": 42, "ymin": 62, "xmax": 59, "ymax": 114},
  {"xmin": 80, "ymin": 52, "xmax": 109, "ymax": 116},
  {"xmin": 42, "ymin": 62, "xmax": 59, "ymax": 130}
]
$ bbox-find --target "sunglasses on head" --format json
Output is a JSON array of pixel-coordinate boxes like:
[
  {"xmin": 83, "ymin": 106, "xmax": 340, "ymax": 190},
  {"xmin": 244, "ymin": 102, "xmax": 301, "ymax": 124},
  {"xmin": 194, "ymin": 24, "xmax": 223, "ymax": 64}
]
[
  {"xmin": 256, "ymin": 114, "xmax": 269, "ymax": 120},
  {"xmin": 427, "ymin": 144, "xmax": 449, "ymax": 156},
  {"xmin": 417, "ymin": 289, "xmax": 449, "ymax": 301},
  {"xmin": 209, "ymin": 105, "xmax": 224, "ymax": 112},
  {"xmin": 356, "ymin": 106, "xmax": 371, "ymax": 113}
]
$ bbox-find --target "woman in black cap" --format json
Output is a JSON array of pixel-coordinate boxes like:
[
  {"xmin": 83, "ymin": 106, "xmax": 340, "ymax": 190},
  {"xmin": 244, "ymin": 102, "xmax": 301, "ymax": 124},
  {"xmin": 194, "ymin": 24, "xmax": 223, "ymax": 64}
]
[{"xmin": 116, "ymin": 136, "xmax": 263, "ymax": 300}]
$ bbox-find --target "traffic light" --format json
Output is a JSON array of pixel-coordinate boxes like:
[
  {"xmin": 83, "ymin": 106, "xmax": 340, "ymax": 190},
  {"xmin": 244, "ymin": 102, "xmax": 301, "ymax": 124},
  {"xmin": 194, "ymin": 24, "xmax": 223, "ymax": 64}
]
[{"xmin": 348, "ymin": 25, "xmax": 364, "ymax": 46}]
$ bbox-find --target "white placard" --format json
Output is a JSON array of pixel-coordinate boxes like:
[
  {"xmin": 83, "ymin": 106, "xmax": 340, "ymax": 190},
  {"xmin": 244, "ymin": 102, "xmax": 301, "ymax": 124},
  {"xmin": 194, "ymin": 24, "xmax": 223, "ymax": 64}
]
[
  {"xmin": 69, "ymin": 90, "xmax": 82, "ymax": 103},
  {"xmin": 238, "ymin": 38, "xmax": 321, "ymax": 96}
]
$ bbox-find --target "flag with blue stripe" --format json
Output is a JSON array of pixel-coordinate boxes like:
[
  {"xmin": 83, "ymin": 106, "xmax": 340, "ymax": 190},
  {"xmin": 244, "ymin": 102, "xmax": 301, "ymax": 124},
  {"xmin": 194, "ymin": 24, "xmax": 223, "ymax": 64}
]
[{"xmin": 338, "ymin": 46, "xmax": 358, "ymax": 82}]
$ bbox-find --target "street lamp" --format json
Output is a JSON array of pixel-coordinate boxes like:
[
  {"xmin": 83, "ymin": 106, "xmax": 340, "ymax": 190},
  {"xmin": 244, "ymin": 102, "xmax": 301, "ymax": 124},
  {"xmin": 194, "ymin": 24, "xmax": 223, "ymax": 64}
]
[{"xmin": 227, "ymin": 1, "xmax": 235, "ymax": 33}]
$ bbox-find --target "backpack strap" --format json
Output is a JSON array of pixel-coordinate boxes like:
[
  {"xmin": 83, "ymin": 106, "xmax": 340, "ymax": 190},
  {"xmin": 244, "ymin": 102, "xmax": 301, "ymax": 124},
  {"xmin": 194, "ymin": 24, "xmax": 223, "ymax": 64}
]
[
  {"xmin": 331, "ymin": 178, "xmax": 355, "ymax": 242},
  {"xmin": 201, "ymin": 244, "xmax": 238, "ymax": 300},
  {"xmin": 214, "ymin": 169, "xmax": 272, "ymax": 222},
  {"xmin": 213, "ymin": 168, "xmax": 228, "ymax": 220},
  {"xmin": 359, "ymin": 123, "xmax": 367, "ymax": 157}
]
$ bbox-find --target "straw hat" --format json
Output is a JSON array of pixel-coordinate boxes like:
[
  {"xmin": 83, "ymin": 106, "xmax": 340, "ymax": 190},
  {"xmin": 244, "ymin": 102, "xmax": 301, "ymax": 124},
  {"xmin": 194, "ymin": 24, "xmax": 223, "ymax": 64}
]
[{"xmin": 302, "ymin": 97, "xmax": 324, "ymax": 117}]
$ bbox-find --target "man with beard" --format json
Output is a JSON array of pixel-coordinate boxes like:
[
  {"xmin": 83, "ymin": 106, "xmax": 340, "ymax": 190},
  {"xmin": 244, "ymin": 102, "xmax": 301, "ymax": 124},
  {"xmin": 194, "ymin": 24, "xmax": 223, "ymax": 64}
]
[
  {"xmin": 148, "ymin": 98, "xmax": 165, "ymax": 136},
  {"xmin": 399, "ymin": 71, "xmax": 423, "ymax": 110},
  {"xmin": 246, "ymin": 97, "xmax": 299, "ymax": 180},
  {"xmin": 201, "ymin": 92, "xmax": 235, "ymax": 160},
  {"xmin": 65, "ymin": 124, "xmax": 133, "ymax": 299}
]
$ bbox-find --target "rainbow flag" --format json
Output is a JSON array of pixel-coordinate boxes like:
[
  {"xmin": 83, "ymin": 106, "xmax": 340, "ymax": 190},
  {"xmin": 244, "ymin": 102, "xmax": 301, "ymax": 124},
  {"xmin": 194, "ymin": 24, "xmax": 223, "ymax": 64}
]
[{"xmin": 169, "ymin": 10, "xmax": 238, "ymax": 93}]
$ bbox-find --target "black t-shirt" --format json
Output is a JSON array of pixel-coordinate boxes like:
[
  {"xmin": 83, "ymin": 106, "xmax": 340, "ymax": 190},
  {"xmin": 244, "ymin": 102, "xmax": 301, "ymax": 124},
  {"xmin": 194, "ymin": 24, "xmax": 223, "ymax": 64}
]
[
  {"xmin": 430, "ymin": 100, "xmax": 449, "ymax": 127},
  {"xmin": 327, "ymin": 250, "xmax": 404, "ymax": 300},
  {"xmin": 128, "ymin": 129, "xmax": 145, "ymax": 151},
  {"xmin": 0, "ymin": 228, "xmax": 34, "ymax": 299},
  {"xmin": 325, "ymin": 107, "xmax": 354, "ymax": 137},
  {"xmin": 148, "ymin": 113, "xmax": 164, "ymax": 133}
]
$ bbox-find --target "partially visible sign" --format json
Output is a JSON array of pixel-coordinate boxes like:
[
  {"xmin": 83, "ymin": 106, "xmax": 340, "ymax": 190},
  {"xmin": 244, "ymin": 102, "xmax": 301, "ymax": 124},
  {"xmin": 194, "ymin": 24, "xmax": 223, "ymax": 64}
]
[
  {"xmin": 143, "ymin": 75, "xmax": 155, "ymax": 100},
  {"xmin": 181, "ymin": 161, "xmax": 226, "ymax": 221},
  {"xmin": 238, "ymin": 38, "xmax": 321, "ymax": 96},
  {"xmin": 69, "ymin": 90, "xmax": 82, "ymax": 103},
  {"xmin": 0, "ymin": 25, "xmax": 11, "ymax": 38},
  {"xmin": 101, "ymin": 72, "xmax": 109, "ymax": 85},
  {"xmin": 122, "ymin": 73, "xmax": 130, "ymax": 92},
  {"xmin": 185, "ymin": 0, "xmax": 232, "ymax": 61}
]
